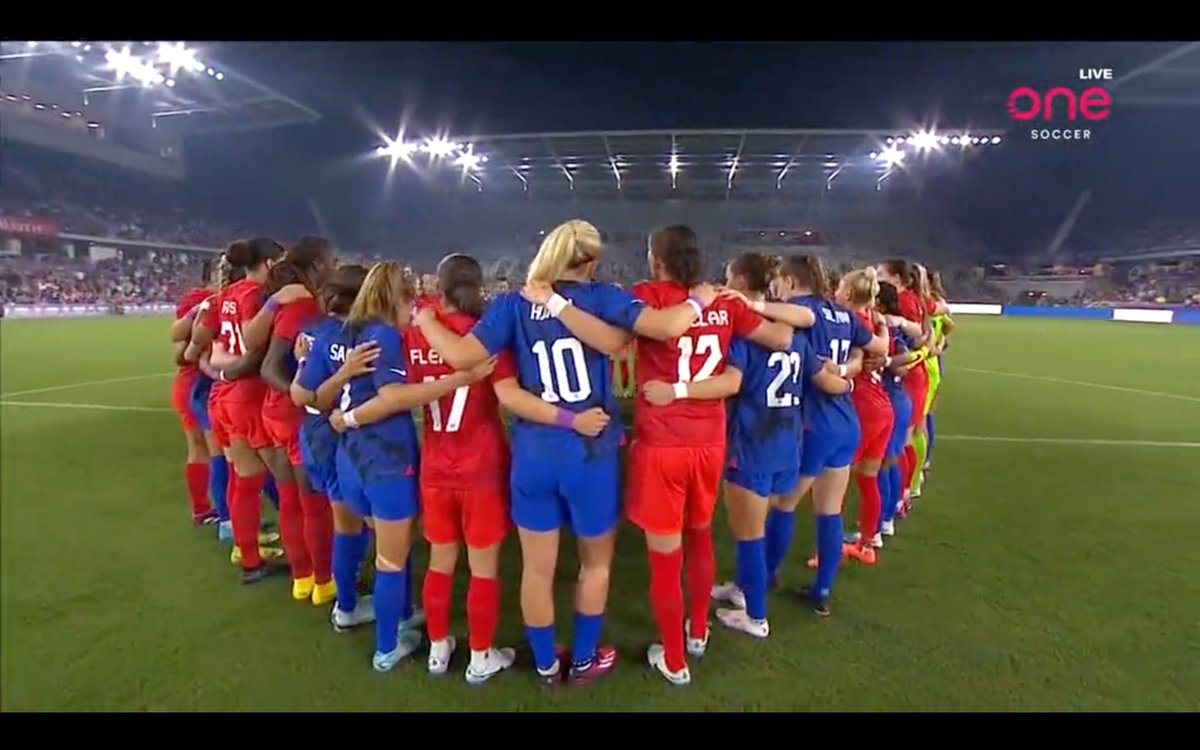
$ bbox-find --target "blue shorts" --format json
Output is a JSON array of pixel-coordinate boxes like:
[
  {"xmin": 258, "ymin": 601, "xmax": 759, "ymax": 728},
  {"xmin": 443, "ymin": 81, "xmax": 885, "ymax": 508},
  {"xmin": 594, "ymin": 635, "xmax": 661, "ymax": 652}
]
[
  {"xmin": 887, "ymin": 390, "xmax": 912, "ymax": 459},
  {"xmin": 799, "ymin": 425, "xmax": 860, "ymax": 477},
  {"xmin": 300, "ymin": 421, "xmax": 339, "ymax": 500},
  {"xmin": 724, "ymin": 465, "xmax": 800, "ymax": 498},
  {"xmin": 510, "ymin": 453, "xmax": 620, "ymax": 538},
  {"xmin": 188, "ymin": 378, "xmax": 213, "ymax": 432},
  {"xmin": 335, "ymin": 444, "xmax": 418, "ymax": 522}
]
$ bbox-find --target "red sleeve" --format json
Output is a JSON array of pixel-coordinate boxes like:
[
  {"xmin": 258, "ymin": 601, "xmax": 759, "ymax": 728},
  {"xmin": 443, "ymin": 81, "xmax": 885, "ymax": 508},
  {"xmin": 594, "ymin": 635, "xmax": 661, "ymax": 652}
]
[
  {"xmin": 175, "ymin": 289, "xmax": 203, "ymax": 319},
  {"xmin": 727, "ymin": 296, "xmax": 765, "ymax": 338},
  {"xmin": 899, "ymin": 292, "xmax": 923, "ymax": 323},
  {"xmin": 631, "ymin": 281, "xmax": 656, "ymax": 305},
  {"xmin": 274, "ymin": 299, "xmax": 320, "ymax": 342},
  {"xmin": 198, "ymin": 294, "xmax": 219, "ymax": 330},
  {"xmin": 490, "ymin": 350, "xmax": 518, "ymax": 383}
]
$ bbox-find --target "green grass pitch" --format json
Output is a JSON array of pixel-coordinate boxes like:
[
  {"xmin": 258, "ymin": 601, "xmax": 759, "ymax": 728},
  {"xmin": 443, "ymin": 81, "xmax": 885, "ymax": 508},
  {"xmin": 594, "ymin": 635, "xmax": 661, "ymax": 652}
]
[{"xmin": 1, "ymin": 316, "xmax": 1198, "ymax": 711}]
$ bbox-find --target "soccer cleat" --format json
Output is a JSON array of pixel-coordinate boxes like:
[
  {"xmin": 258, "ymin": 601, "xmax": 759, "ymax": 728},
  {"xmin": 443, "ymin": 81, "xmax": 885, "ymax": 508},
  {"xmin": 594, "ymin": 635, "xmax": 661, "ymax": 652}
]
[
  {"xmin": 569, "ymin": 644, "xmax": 617, "ymax": 686},
  {"xmin": 230, "ymin": 545, "xmax": 284, "ymax": 565},
  {"xmin": 372, "ymin": 629, "xmax": 423, "ymax": 673},
  {"xmin": 427, "ymin": 636, "xmax": 457, "ymax": 676},
  {"xmin": 684, "ymin": 619, "xmax": 710, "ymax": 658},
  {"xmin": 534, "ymin": 646, "xmax": 569, "ymax": 689},
  {"xmin": 796, "ymin": 585, "xmax": 832, "ymax": 617},
  {"xmin": 710, "ymin": 581, "xmax": 747, "ymax": 610},
  {"xmin": 217, "ymin": 520, "xmax": 234, "ymax": 545},
  {"xmin": 646, "ymin": 643, "xmax": 691, "ymax": 687},
  {"xmin": 400, "ymin": 607, "xmax": 426, "ymax": 632},
  {"xmin": 923, "ymin": 460, "xmax": 932, "ymax": 471},
  {"xmin": 867, "ymin": 532, "xmax": 884, "ymax": 549},
  {"xmin": 465, "ymin": 646, "xmax": 516, "ymax": 685},
  {"xmin": 880, "ymin": 520, "xmax": 896, "ymax": 537},
  {"xmin": 192, "ymin": 510, "xmax": 219, "ymax": 527},
  {"xmin": 240, "ymin": 559, "xmax": 287, "ymax": 585},
  {"xmin": 331, "ymin": 596, "xmax": 375, "ymax": 633},
  {"xmin": 844, "ymin": 531, "xmax": 862, "ymax": 545},
  {"xmin": 716, "ymin": 607, "xmax": 770, "ymax": 639},
  {"xmin": 311, "ymin": 580, "xmax": 337, "ymax": 606},
  {"xmin": 291, "ymin": 575, "xmax": 316, "ymax": 601},
  {"xmin": 844, "ymin": 543, "xmax": 878, "ymax": 566},
  {"xmin": 258, "ymin": 531, "xmax": 281, "ymax": 546}
]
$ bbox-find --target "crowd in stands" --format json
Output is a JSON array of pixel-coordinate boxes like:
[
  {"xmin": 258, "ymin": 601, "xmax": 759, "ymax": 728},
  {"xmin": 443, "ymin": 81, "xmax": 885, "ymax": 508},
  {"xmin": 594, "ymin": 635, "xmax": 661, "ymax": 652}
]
[{"xmin": 0, "ymin": 254, "xmax": 197, "ymax": 306}]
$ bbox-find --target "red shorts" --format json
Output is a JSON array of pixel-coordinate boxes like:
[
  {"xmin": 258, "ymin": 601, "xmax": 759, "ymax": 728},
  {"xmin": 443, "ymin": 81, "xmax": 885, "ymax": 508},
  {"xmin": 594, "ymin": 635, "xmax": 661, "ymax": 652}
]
[
  {"xmin": 626, "ymin": 441, "xmax": 724, "ymax": 536},
  {"xmin": 904, "ymin": 381, "xmax": 928, "ymax": 428},
  {"xmin": 223, "ymin": 397, "xmax": 271, "ymax": 450},
  {"xmin": 263, "ymin": 410, "xmax": 303, "ymax": 466},
  {"xmin": 855, "ymin": 410, "xmax": 895, "ymax": 463},
  {"xmin": 171, "ymin": 373, "xmax": 198, "ymax": 432},
  {"xmin": 209, "ymin": 391, "xmax": 231, "ymax": 449},
  {"xmin": 421, "ymin": 484, "xmax": 509, "ymax": 548}
]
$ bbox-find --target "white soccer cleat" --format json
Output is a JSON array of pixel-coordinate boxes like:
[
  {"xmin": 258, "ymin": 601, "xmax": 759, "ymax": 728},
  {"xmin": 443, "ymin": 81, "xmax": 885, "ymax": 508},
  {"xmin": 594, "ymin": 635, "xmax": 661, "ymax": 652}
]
[
  {"xmin": 427, "ymin": 636, "xmax": 456, "ymax": 676},
  {"xmin": 881, "ymin": 520, "xmax": 896, "ymax": 537},
  {"xmin": 684, "ymin": 618, "xmax": 710, "ymax": 658},
  {"xmin": 331, "ymin": 596, "xmax": 375, "ymax": 633},
  {"xmin": 401, "ymin": 607, "xmax": 426, "ymax": 631},
  {"xmin": 465, "ymin": 647, "xmax": 516, "ymax": 685},
  {"xmin": 716, "ymin": 607, "xmax": 770, "ymax": 639},
  {"xmin": 647, "ymin": 643, "xmax": 691, "ymax": 687},
  {"xmin": 372, "ymin": 629, "xmax": 422, "ymax": 672},
  {"xmin": 710, "ymin": 581, "xmax": 747, "ymax": 610},
  {"xmin": 867, "ymin": 533, "xmax": 884, "ymax": 549}
]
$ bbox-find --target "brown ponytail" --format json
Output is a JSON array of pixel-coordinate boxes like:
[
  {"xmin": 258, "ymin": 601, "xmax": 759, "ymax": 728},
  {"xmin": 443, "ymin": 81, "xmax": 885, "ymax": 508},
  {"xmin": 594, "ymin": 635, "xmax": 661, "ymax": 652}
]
[
  {"xmin": 784, "ymin": 253, "xmax": 829, "ymax": 298},
  {"xmin": 729, "ymin": 252, "xmax": 782, "ymax": 294},
  {"xmin": 437, "ymin": 253, "xmax": 486, "ymax": 318}
]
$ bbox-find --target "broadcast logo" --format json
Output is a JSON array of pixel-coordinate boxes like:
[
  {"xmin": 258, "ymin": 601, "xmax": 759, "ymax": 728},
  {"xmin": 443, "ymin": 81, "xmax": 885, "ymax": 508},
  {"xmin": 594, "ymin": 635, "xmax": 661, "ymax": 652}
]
[{"xmin": 1007, "ymin": 68, "xmax": 1113, "ymax": 141}]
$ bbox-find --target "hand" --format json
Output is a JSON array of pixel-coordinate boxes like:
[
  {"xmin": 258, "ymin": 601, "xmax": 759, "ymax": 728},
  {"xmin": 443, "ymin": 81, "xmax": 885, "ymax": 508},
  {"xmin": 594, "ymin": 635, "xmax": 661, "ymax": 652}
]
[
  {"xmin": 465, "ymin": 356, "xmax": 498, "ymax": 383},
  {"xmin": 717, "ymin": 287, "xmax": 750, "ymax": 306},
  {"xmin": 819, "ymin": 357, "xmax": 841, "ymax": 376},
  {"xmin": 571, "ymin": 407, "xmax": 611, "ymax": 438},
  {"xmin": 329, "ymin": 410, "xmax": 348, "ymax": 434},
  {"xmin": 521, "ymin": 280, "xmax": 555, "ymax": 306},
  {"xmin": 642, "ymin": 379, "xmax": 677, "ymax": 406},
  {"xmin": 689, "ymin": 282, "xmax": 718, "ymax": 308},
  {"xmin": 873, "ymin": 311, "xmax": 888, "ymax": 334},
  {"xmin": 863, "ymin": 352, "xmax": 887, "ymax": 373},
  {"xmin": 883, "ymin": 314, "xmax": 905, "ymax": 329},
  {"xmin": 337, "ymin": 342, "xmax": 380, "ymax": 379},
  {"xmin": 271, "ymin": 283, "xmax": 312, "ymax": 305},
  {"xmin": 293, "ymin": 334, "xmax": 312, "ymax": 362}
]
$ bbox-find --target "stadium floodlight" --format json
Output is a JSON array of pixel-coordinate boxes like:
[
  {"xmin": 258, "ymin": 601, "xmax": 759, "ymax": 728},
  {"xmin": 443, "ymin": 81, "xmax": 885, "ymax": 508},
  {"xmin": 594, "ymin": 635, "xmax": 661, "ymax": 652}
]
[
  {"xmin": 869, "ymin": 151, "xmax": 878, "ymax": 160},
  {"xmin": 910, "ymin": 131, "xmax": 939, "ymax": 152},
  {"xmin": 105, "ymin": 46, "xmax": 140, "ymax": 82},
  {"xmin": 206, "ymin": 67, "xmax": 215, "ymax": 76},
  {"xmin": 991, "ymin": 135, "xmax": 1002, "ymax": 144},
  {"xmin": 71, "ymin": 41, "xmax": 82, "ymax": 48},
  {"xmin": 214, "ymin": 72, "xmax": 224, "ymax": 81},
  {"xmin": 157, "ymin": 42, "xmax": 205, "ymax": 76},
  {"xmin": 879, "ymin": 146, "xmax": 905, "ymax": 166},
  {"xmin": 166, "ymin": 78, "xmax": 176, "ymax": 88},
  {"xmin": 668, "ymin": 153, "xmax": 681, "ymax": 189},
  {"xmin": 950, "ymin": 136, "xmax": 961, "ymax": 145},
  {"xmin": 959, "ymin": 133, "xmax": 972, "ymax": 146},
  {"xmin": 454, "ymin": 148, "xmax": 483, "ymax": 172},
  {"xmin": 377, "ymin": 138, "xmax": 419, "ymax": 160},
  {"xmin": 422, "ymin": 137, "xmax": 461, "ymax": 158}
]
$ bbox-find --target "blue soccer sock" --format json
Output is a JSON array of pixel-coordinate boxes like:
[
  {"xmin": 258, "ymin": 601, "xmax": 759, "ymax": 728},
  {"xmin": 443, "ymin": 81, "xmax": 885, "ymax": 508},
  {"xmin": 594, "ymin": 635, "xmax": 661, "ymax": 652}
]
[
  {"xmin": 877, "ymin": 469, "xmax": 893, "ymax": 530},
  {"xmin": 263, "ymin": 475, "xmax": 279, "ymax": 511},
  {"xmin": 374, "ymin": 568, "xmax": 407, "ymax": 656},
  {"xmin": 764, "ymin": 508, "xmax": 796, "ymax": 583},
  {"xmin": 210, "ymin": 456, "xmax": 230, "ymax": 522},
  {"xmin": 736, "ymin": 538, "xmax": 768, "ymax": 621},
  {"xmin": 526, "ymin": 624, "xmax": 558, "ymax": 673},
  {"xmin": 813, "ymin": 513, "xmax": 844, "ymax": 600},
  {"xmin": 886, "ymin": 464, "xmax": 903, "ymax": 520},
  {"xmin": 402, "ymin": 551, "xmax": 414, "ymax": 622},
  {"xmin": 572, "ymin": 612, "xmax": 604, "ymax": 668},
  {"xmin": 332, "ymin": 530, "xmax": 364, "ymax": 614},
  {"xmin": 926, "ymin": 413, "xmax": 936, "ymax": 466}
]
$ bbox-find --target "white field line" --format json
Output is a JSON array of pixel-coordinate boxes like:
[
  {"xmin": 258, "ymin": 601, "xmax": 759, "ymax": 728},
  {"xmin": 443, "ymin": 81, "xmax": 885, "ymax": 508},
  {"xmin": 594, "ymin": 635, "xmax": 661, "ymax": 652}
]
[
  {"xmin": 956, "ymin": 367, "xmax": 1200, "ymax": 404},
  {"xmin": 0, "ymin": 400, "xmax": 173, "ymax": 413},
  {"xmin": 0, "ymin": 372, "xmax": 174, "ymax": 398}
]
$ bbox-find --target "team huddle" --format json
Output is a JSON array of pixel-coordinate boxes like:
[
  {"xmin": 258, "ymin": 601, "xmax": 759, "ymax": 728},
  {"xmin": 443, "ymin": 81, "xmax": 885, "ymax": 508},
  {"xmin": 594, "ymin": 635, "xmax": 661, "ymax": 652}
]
[{"xmin": 169, "ymin": 220, "xmax": 952, "ymax": 687}]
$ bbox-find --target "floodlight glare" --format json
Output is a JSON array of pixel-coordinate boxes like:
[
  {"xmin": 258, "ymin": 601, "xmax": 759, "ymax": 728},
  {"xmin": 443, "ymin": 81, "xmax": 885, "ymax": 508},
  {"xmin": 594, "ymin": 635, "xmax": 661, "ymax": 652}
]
[{"xmin": 910, "ymin": 131, "xmax": 939, "ymax": 151}]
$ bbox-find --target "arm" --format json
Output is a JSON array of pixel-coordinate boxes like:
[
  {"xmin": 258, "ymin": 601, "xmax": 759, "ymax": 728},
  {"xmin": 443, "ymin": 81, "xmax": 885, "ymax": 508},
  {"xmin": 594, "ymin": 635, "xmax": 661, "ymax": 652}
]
[
  {"xmin": 492, "ymin": 377, "xmax": 611, "ymax": 437},
  {"xmin": 170, "ymin": 313, "xmax": 195, "ymax": 343},
  {"xmin": 219, "ymin": 346, "xmax": 267, "ymax": 381},
  {"xmin": 628, "ymin": 302, "xmax": 706, "ymax": 342},
  {"xmin": 260, "ymin": 336, "xmax": 294, "ymax": 393},
  {"xmin": 415, "ymin": 310, "xmax": 491, "ymax": 370},
  {"xmin": 340, "ymin": 365, "xmax": 491, "ymax": 430},
  {"xmin": 171, "ymin": 340, "xmax": 188, "ymax": 368},
  {"xmin": 811, "ymin": 367, "xmax": 853, "ymax": 396},
  {"xmin": 746, "ymin": 298, "xmax": 816, "ymax": 329},
  {"xmin": 298, "ymin": 343, "xmax": 381, "ymax": 411},
  {"xmin": 744, "ymin": 320, "xmax": 795, "ymax": 352},
  {"xmin": 244, "ymin": 285, "xmax": 313, "ymax": 352},
  {"xmin": 642, "ymin": 367, "xmax": 744, "ymax": 406}
]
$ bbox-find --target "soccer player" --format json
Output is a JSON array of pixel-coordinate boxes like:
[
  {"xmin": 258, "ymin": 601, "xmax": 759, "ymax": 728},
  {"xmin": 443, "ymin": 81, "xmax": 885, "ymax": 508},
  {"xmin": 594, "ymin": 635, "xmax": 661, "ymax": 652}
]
[
  {"xmin": 171, "ymin": 261, "xmax": 218, "ymax": 526},
  {"xmin": 406, "ymin": 254, "xmax": 520, "ymax": 683},
  {"xmin": 874, "ymin": 281, "xmax": 920, "ymax": 534},
  {"xmin": 922, "ymin": 269, "xmax": 954, "ymax": 474},
  {"xmin": 761, "ymin": 255, "xmax": 888, "ymax": 616},
  {"xmin": 260, "ymin": 238, "xmax": 338, "ymax": 603},
  {"xmin": 290, "ymin": 266, "xmax": 380, "ymax": 634},
  {"xmin": 699, "ymin": 253, "xmax": 851, "ymax": 638},
  {"xmin": 415, "ymin": 219, "xmax": 717, "ymax": 687},
  {"xmin": 835, "ymin": 268, "xmax": 894, "ymax": 564},
  {"xmin": 327, "ymin": 262, "xmax": 494, "ymax": 672},
  {"xmin": 209, "ymin": 237, "xmax": 288, "ymax": 583},
  {"xmin": 877, "ymin": 260, "xmax": 931, "ymax": 505}
]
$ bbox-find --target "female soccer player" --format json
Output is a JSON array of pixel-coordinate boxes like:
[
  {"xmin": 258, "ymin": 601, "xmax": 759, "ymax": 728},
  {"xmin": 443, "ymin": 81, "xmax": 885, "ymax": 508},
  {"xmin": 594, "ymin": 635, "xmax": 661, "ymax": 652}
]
[
  {"xmin": 758, "ymin": 255, "xmax": 888, "ymax": 616},
  {"xmin": 327, "ymin": 262, "xmax": 494, "ymax": 672},
  {"xmin": 698, "ymin": 253, "xmax": 851, "ymax": 638},
  {"xmin": 208, "ymin": 237, "xmax": 288, "ymax": 583},
  {"xmin": 922, "ymin": 269, "xmax": 954, "ymax": 476},
  {"xmin": 171, "ymin": 260, "xmax": 218, "ymax": 526},
  {"xmin": 877, "ymin": 260, "xmax": 931, "ymax": 504},
  {"xmin": 835, "ymin": 268, "xmax": 894, "ymax": 564},
  {"xmin": 405, "ymin": 254, "xmax": 520, "ymax": 683},
  {"xmin": 874, "ymin": 281, "xmax": 921, "ymax": 535},
  {"xmin": 259, "ymin": 238, "xmax": 338, "ymax": 603},
  {"xmin": 415, "ymin": 219, "xmax": 718, "ymax": 687}
]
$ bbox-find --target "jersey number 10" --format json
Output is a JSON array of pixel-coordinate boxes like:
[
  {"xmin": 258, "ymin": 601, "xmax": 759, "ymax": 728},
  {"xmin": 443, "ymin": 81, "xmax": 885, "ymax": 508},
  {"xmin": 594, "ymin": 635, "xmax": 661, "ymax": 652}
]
[{"xmin": 531, "ymin": 338, "xmax": 592, "ymax": 403}]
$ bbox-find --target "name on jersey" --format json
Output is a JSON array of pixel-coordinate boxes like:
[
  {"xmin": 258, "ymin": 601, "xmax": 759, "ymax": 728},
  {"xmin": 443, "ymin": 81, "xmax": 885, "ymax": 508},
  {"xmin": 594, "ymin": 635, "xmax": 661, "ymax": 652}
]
[
  {"xmin": 690, "ymin": 309, "xmax": 730, "ymax": 329},
  {"xmin": 821, "ymin": 307, "xmax": 851, "ymax": 325},
  {"xmin": 328, "ymin": 343, "xmax": 348, "ymax": 363},
  {"xmin": 530, "ymin": 301, "xmax": 569, "ymax": 321},
  {"xmin": 409, "ymin": 347, "xmax": 443, "ymax": 366},
  {"xmin": 220, "ymin": 300, "xmax": 239, "ymax": 315}
]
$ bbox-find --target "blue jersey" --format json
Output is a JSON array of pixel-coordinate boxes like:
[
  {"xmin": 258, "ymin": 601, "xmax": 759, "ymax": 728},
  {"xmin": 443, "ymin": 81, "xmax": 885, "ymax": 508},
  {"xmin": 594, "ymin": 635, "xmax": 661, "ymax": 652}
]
[
  {"xmin": 883, "ymin": 325, "xmax": 911, "ymax": 396},
  {"xmin": 726, "ymin": 333, "xmax": 823, "ymax": 474},
  {"xmin": 790, "ymin": 294, "xmax": 871, "ymax": 433},
  {"xmin": 471, "ymin": 283, "xmax": 644, "ymax": 464},
  {"xmin": 294, "ymin": 317, "xmax": 344, "ymax": 483}
]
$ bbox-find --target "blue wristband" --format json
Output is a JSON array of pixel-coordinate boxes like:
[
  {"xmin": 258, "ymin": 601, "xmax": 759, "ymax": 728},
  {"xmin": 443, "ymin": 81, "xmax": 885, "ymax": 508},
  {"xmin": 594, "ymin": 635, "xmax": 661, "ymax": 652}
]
[{"xmin": 264, "ymin": 298, "xmax": 280, "ymax": 315}]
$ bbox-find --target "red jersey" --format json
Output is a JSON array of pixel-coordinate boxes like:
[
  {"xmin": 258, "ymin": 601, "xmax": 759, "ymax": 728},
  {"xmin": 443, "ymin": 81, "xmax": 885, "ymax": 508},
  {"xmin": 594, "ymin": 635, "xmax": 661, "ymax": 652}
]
[
  {"xmin": 195, "ymin": 290, "xmax": 229, "ymax": 397},
  {"xmin": 262, "ymin": 297, "xmax": 322, "ymax": 422},
  {"xmin": 632, "ymin": 280, "xmax": 764, "ymax": 447},
  {"xmin": 404, "ymin": 309, "xmax": 516, "ymax": 489},
  {"xmin": 897, "ymin": 288, "xmax": 929, "ymax": 387},
  {"xmin": 175, "ymin": 287, "xmax": 210, "ymax": 379},
  {"xmin": 217, "ymin": 278, "xmax": 268, "ymax": 403},
  {"xmin": 850, "ymin": 309, "xmax": 891, "ymax": 417}
]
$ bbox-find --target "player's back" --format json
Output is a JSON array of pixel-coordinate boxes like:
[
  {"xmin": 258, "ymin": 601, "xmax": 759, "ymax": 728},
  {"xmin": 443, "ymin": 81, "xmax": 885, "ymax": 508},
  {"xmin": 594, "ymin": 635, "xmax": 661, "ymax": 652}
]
[
  {"xmin": 726, "ymin": 334, "xmax": 813, "ymax": 473},
  {"xmin": 341, "ymin": 320, "xmax": 419, "ymax": 480},
  {"xmin": 850, "ymin": 309, "xmax": 891, "ymax": 416},
  {"xmin": 790, "ymin": 294, "xmax": 862, "ymax": 432},
  {"xmin": 175, "ymin": 287, "xmax": 210, "ymax": 377},
  {"xmin": 633, "ymin": 280, "xmax": 759, "ymax": 447},
  {"xmin": 405, "ymin": 309, "xmax": 510, "ymax": 488},
  {"xmin": 218, "ymin": 278, "xmax": 268, "ymax": 402},
  {"xmin": 264, "ymin": 297, "xmax": 322, "ymax": 418}
]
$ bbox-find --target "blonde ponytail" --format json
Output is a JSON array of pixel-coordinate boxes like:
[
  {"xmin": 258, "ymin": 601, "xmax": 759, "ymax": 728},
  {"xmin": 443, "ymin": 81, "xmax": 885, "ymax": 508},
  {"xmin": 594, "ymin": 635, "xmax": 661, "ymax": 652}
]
[
  {"xmin": 526, "ymin": 220, "xmax": 602, "ymax": 284},
  {"xmin": 839, "ymin": 266, "xmax": 881, "ymax": 306}
]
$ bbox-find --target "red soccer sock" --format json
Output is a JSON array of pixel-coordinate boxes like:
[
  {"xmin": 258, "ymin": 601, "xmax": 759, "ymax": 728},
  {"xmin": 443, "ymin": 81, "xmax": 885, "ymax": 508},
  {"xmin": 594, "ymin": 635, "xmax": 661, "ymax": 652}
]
[
  {"xmin": 422, "ymin": 569, "xmax": 454, "ymax": 643},
  {"xmin": 855, "ymin": 473, "xmax": 882, "ymax": 539},
  {"xmin": 648, "ymin": 547, "xmax": 686, "ymax": 673},
  {"xmin": 276, "ymin": 480, "xmax": 312, "ymax": 579},
  {"xmin": 684, "ymin": 529, "xmax": 715, "ymax": 640},
  {"xmin": 300, "ymin": 490, "xmax": 334, "ymax": 584},
  {"xmin": 232, "ymin": 472, "xmax": 267, "ymax": 569},
  {"xmin": 902, "ymin": 445, "xmax": 918, "ymax": 493},
  {"xmin": 184, "ymin": 462, "xmax": 212, "ymax": 518},
  {"xmin": 467, "ymin": 576, "xmax": 500, "ymax": 652}
]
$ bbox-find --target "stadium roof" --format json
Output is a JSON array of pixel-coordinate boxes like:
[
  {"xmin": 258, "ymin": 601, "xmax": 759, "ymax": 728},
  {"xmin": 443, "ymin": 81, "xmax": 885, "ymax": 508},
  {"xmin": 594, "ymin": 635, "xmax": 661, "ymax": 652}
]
[
  {"xmin": 1111, "ymin": 41, "xmax": 1200, "ymax": 108},
  {"xmin": 376, "ymin": 127, "xmax": 1006, "ymax": 201},
  {"xmin": 1, "ymin": 42, "xmax": 321, "ymax": 137}
]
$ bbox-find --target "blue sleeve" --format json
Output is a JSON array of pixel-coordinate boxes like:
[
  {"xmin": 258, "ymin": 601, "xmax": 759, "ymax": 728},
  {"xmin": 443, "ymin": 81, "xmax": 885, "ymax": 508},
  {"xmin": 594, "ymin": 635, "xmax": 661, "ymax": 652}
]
[
  {"xmin": 372, "ymin": 326, "xmax": 408, "ymax": 389},
  {"xmin": 471, "ymin": 294, "xmax": 515, "ymax": 355},
  {"xmin": 295, "ymin": 334, "xmax": 331, "ymax": 392},
  {"xmin": 799, "ymin": 338, "xmax": 824, "ymax": 383},
  {"xmin": 727, "ymin": 338, "xmax": 750, "ymax": 373},
  {"xmin": 849, "ymin": 313, "xmax": 872, "ymax": 348},
  {"xmin": 892, "ymin": 328, "xmax": 910, "ymax": 353},
  {"xmin": 594, "ymin": 284, "xmax": 646, "ymax": 332}
]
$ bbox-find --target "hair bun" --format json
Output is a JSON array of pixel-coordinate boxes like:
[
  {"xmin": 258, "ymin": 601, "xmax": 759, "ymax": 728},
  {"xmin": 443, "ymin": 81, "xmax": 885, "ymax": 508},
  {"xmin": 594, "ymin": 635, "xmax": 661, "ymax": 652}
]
[
  {"xmin": 864, "ymin": 266, "xmax": 878, "ymax": 282},
  {"xmin": 224, "ymin": 239, "xmax": 252, "ymax": 268}
]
